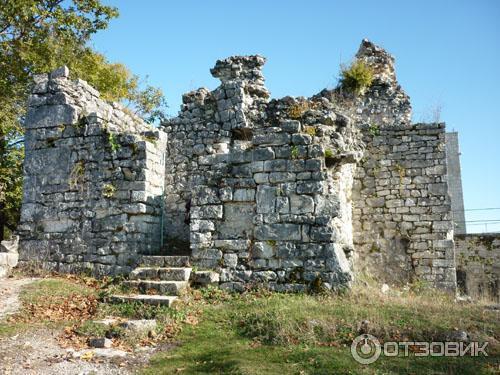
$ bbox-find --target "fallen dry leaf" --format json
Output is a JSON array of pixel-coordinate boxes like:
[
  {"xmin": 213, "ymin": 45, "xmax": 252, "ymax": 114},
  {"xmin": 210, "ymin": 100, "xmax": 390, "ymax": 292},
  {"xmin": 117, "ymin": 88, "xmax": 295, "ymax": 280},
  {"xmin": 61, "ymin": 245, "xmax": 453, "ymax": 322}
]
[{"xmin": 80, "ymin": 351, "xmax": 94, "ymax": 361}]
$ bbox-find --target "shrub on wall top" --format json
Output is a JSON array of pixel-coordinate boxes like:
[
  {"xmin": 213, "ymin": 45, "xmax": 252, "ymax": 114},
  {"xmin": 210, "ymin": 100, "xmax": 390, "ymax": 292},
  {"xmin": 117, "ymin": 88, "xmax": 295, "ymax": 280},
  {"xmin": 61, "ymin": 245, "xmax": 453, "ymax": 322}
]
[{"xmin": 339, "ymin": 60, "xmax": 374, "ymax": 95}]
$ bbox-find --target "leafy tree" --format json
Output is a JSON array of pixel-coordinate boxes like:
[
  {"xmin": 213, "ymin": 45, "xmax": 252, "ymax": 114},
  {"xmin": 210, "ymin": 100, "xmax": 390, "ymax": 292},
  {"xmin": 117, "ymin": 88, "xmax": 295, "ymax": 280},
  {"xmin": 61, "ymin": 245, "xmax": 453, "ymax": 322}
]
[{"xmin": 0, "ymin": 0, "xmax": 167, "ymax": 240}]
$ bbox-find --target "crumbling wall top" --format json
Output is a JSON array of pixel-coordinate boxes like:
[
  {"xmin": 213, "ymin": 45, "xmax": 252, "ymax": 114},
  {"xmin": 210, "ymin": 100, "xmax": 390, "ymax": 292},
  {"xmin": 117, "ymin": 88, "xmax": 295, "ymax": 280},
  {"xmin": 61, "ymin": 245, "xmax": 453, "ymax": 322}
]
[
  {"xmin": 210, "ymin": 55, "xmax": 266, "ymax": 83},
  {"xmin": 356, "ymin": 39, "xmax": 397, "ymax": 85}
]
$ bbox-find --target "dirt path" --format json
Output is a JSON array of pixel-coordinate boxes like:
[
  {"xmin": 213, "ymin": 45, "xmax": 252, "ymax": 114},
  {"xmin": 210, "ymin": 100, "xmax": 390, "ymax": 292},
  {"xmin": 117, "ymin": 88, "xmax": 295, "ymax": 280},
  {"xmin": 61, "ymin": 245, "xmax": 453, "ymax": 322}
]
[
  {"xmin": 0, "ymin": 329, "xmax": 134, "ymax": 375},
  {"xmin": 0, "ymin": 278, "xmax": 155, "ymax": 375},
  {"xmin": 0, "ymin": 278, "xmax": 36, "ymax": 321}
]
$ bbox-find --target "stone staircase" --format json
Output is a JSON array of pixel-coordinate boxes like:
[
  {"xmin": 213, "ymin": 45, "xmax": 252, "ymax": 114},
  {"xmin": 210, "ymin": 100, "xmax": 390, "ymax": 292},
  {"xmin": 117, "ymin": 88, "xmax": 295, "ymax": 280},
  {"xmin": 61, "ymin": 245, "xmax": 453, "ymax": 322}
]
[{"xmin": 109, "ymin": 255, "xmax": 191, "ymax": 307}]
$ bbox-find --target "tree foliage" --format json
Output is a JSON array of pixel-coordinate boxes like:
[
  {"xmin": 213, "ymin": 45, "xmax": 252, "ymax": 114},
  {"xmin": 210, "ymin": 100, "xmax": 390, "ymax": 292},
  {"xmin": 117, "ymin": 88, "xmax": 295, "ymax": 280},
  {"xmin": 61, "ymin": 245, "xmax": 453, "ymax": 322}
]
[{"xmin": 0, "ymin": 0, "xmax": 167, "ymax": 240}]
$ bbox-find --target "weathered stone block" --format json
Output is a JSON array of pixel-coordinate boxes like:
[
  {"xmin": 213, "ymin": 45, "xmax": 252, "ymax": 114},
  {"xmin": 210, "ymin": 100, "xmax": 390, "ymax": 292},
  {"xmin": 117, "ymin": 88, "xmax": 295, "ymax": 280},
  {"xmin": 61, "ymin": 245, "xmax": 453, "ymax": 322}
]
[
  {"xmin": 269, "ymin": 172, "xmax": 296, "ymax": 183},
  {"xmin": 253, "ymin": 241, "xmax": 274, "ymax": 259},
  {"xmin": 191, "ymin": 270, "xmax": 220, "ymax": 286},
  {"xmin": 223, "ymin": 253, "xmax": 238, "ymax": 268},
  {"xmin": 290, "ymin": 194, "xmax": 315, "ymax": 214},
  {"xmin": 275, "ymin": 196, "xmax": 289, "ymax": 213},
  {"xmin": 280, "ymin": 120, "xmax": 301, "ymax": 133},
  {"xmin": 253, "ymin": 147, "xmax": 275, "ymax": 160},
  {"xmin": 219, "ymin": 203, "xmax": 255, "ymax": 238},
  {"xmin": 253, "ymin": 133, "xmax": 290, "ymax": 146},
  {"xmin": 255, "ymin": 224, "xmax": 301, "ymax": 241},
  {"xmin": 214, "ymin": 239, "xmax": 250, "ymax": 251},
  {"xmin": 254, "ymin": 173, "xmax": 269, "ymax": 183},
  {"xmin": 191, "ymin": 205, "xmax": 223, "ymax": 219},
  {"xmin": 310, "ymin": 226, "xmax": 337, "ymax": 242},
  {"xmin": 256, "ymin": 185, "xmax": 276, "ymax": 214},
  {"xmin": 292, "ymin": 134, "xmax": 312, "ymax": 145},
  {"xmin": 297, "ymin": 181, "xmax": 323, "ymax": 194},
  {"xmin": 25, "ymin": 104, "xmax": 77, "ymax": 129},
  {"xmin": 233, "ymin": 189, "xmax": 256, "ymax": 202},
  {"xmin": 264, "ymin": 159, "xmax": 287, "ymax": 172}
]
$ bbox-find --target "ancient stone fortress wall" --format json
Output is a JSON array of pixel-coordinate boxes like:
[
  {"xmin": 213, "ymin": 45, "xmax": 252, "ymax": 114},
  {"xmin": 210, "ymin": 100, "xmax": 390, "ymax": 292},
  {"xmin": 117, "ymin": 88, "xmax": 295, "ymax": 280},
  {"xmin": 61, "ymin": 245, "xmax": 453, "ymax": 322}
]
[
  {"xmin": 320, "ymin": 40, "xmax": 456, "ymax": 291},
  {"xmin": 18, "ymin": 39, "xmax": 466, "ymax": 291},
  {"xmin": 455, "ymin": 234, "xmax": 499, "ymax": 302},
  {"xmin": 163, "ymin": 56, "xmax": 361, "ymax": 291},
  {"xmin": 18, "ymin": 67, "xmax": 167, "ymax": 275},
  {"xmin": 352, "ymin": 123, "xmax": 456, "ymax": 290}
]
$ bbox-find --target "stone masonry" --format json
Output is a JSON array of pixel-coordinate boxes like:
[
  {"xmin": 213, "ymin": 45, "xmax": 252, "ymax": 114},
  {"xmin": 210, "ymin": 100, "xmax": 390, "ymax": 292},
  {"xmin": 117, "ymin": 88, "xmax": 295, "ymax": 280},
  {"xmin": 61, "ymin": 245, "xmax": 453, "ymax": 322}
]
[
  {"xmin": 352, "ymin": 123, "xmax": 456, "ymax": 290},
  {"xmin": 163, "ymin": 55, "xmax": 359, "ymax": 291},
  {"xmin": 18, "ymin": 67, "xmax": 166, "ymax": 275},
  {"xmin": 18, "ymin": 39, "xmax": 484, "ymax": 293},
  {"xmin": 455, "ymin": 234, "xmax": 499, "ymax": 302}
]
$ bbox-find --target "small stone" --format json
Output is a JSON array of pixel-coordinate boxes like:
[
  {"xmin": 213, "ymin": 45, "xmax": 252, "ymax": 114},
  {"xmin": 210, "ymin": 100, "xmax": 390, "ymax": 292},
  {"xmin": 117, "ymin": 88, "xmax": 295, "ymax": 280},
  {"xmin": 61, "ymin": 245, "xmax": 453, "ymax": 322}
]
[
  {"xmin": 358, "ymin": 320, "xmax": 370, "ymax": 334},
  {"xmin": 446, "ymin": 330, "xmax": 469, "ymax": 342},
  {"xmin": 223, "ymin": 253, "xmax": 238, "ymax": 268},
  {"xmin": 78, "ymin": 348, "xmax": 127, "ymax": 359},
  {"xmin": 92, "ymin": 318, "xmax": 118, "ymax": 326},
  {"xmin": 50, "ymin": 66, "xmax": 70, "ymax": 79},
  {"xmin": 191, "ymin": 271, "xmax": 220, "ymax": 286},
  {"xmin": 120, "ymin": 319, "xmax": 157, "ymax": 333},
  {"xmin": 89, "ymin": 337, "xmax": 112, "ymax": 348}
]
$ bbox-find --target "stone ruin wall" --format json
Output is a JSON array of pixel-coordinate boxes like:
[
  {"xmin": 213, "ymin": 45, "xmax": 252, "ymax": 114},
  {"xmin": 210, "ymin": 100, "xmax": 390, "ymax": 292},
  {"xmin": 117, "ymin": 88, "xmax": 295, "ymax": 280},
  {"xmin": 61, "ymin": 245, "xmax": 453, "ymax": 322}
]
[
  {"xmin": 352, "ymin": 124, "xmax": 456, "ymax": 290},
  {"xmin": 455, "ymin": 234, "xmax": 500, "ymax": 302},
  {"xmin": 18, "ymin": 67, "xmax": 167, "ymax": 275},
  {"xmin": 319, "ymin": 40, "xmax": 456, "ymax": 290},
  {"xmin": 163, "ymin": 56, "xmax": 359, "ymax": 291},
  {"xmin": 17, "ymin": 39, "xmax": 471, "ymax": 292}
]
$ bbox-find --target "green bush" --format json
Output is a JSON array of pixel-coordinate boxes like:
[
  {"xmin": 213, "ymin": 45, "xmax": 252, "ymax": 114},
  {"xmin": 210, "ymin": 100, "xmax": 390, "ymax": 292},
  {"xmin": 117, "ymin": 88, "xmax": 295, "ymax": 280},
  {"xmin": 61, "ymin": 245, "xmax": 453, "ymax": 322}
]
[
  {"xmin": 339, "ymin": 60, "xmax": 374, "ymax": 95},
  {"xmin": 324, "ymin": 149, "xmax": 334, "ymax": 159}
]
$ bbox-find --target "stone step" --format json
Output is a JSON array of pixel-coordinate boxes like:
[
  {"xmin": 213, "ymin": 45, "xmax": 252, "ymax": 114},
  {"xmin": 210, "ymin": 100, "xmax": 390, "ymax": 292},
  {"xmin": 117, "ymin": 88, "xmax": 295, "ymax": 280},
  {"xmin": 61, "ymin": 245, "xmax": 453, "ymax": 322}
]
[
  {"xmin": 108, "ymin": 294, "xmax": 178, "ymax": 307},
  {"xmin": 130, "ymin": 267, "xmax": 191, "ymax": 282},
  {"xmin": 123, "ymin": 280, "xmax": 188, "ymax": 296},
  {"xmin": 140, "ymin": 255, "xmax": 190, "ymax": 268}
]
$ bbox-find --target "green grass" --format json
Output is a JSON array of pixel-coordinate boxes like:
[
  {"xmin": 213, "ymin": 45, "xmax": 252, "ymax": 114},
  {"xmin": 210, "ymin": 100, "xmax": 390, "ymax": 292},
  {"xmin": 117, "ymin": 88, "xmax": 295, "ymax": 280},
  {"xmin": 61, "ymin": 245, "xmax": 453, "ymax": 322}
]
[
  {"xmin": 1, "ymin": 276, "xmax": 498, "ymax": 373},
  {"xmin": 142, "ymin": 284, "xmax": 499, "ymax": 374}
]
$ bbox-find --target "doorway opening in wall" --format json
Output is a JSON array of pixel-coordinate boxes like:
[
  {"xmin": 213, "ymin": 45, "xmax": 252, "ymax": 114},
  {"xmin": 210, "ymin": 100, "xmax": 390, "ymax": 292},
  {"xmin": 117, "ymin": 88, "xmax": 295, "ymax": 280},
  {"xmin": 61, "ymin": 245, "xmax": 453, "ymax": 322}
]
[
  {"xmin": 456, "ymin": 269, "xmax": 467, "ymax": 295},
  {"xmin": 154, "ymin": 198, "xmax": 192, "ymax": 256},
  {"xmin": 160, "ymin": 238, "xmax": 191, "ymax": 256}
]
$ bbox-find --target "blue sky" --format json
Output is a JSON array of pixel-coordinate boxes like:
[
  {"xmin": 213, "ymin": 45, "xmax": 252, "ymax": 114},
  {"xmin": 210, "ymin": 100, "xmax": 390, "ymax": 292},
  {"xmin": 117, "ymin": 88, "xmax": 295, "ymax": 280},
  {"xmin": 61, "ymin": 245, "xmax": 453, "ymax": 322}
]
[{"xmin": 92, "ymin": 0, "xmax": 500, "ymax": 233}]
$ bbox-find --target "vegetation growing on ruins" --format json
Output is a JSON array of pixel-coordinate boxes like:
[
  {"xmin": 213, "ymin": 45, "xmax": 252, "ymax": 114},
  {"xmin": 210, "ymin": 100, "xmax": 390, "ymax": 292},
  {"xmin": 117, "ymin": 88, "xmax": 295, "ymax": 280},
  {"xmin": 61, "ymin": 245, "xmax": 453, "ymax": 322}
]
[
  {"xmin": 288, "ymin": 101, "xmax": 311, "ymax": 119},
  {"xmin": 303, "ymin": 125, "xmax": 317, "ymax": 137},
  {"xmin": 339, "ymin": 60, "xmax": 374, "ymax": 95},
  {"xmin": 107, "ymin": 132, "xmax": 121, "ymax": 153},
  {"xmin": 368, "ymin": 123, "xmax": 381, "ymax": 136},
  {"xmin": 324, "ymin": 149, "xmax": 334, "ymax": 159},
  {"xmin": 102, "ymin": 183, "xmax": 117, "ymax": 198},
  {"xmin": 69, "ymin": 161, "xmax": 86, "ymax": 190}
]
